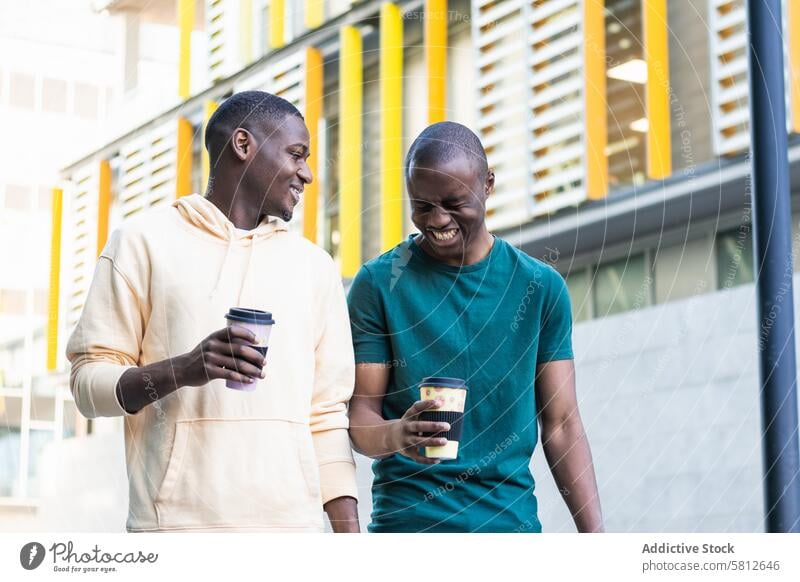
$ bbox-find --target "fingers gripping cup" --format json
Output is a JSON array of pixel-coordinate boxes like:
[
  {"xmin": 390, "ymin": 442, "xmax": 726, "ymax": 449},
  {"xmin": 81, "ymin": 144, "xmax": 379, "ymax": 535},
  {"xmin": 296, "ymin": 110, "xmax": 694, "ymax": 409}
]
[
  {"xmin": 224, "ymin": 308, "xmax": 275, "ymax": 391},
  {"xmin": 419, "ymin": 377, "xmax": 468, "ymax": 460}
]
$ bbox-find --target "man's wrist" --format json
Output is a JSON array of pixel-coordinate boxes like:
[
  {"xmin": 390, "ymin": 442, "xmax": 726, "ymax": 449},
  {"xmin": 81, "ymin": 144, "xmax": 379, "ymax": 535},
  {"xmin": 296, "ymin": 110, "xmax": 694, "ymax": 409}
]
[{"xmin": 323, "ymin": 496, "xmax": 359, "ymax": 533}]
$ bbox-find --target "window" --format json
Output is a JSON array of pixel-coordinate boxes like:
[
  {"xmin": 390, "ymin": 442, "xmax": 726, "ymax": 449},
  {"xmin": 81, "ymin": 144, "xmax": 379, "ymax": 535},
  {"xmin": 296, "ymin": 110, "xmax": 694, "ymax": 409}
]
[
  {"xmin": 593, "ymin": 253, "xmax": 652, "ymax": 317},
  {"xmin": 42, "ymin": 78, "xmax": 67, "ymax": 113},
  {"xmin": 3, "ymin": 184, "xmax": 32, "ymax": 211},
  {"xmin": 73, "ymin": 82, "xmax": 98, "ymax": 119},
  {"xmin": 9, "ymin": 72, "xmax": 35, "ymax": 109},
  {"xmin": 654, "ymin": 236, "xmax": 714, "ymax": 303},
  {"xmin": 605, "ymin": 0, "xmax": 647, "ymax": 188},
  {"xmin": 565, "ymin": 268, "xmax": 592, "ymax": 323},
  {"xmin": 716, "ymin": 226, "xmax": 754, "ymax": 289},
  {"xmin": 0, "ymin": 394, "xmax": 23, "ymax": 497},
  {"xmin": 37, "ymin": 186, "xmax": 52, "ymax": 211}
]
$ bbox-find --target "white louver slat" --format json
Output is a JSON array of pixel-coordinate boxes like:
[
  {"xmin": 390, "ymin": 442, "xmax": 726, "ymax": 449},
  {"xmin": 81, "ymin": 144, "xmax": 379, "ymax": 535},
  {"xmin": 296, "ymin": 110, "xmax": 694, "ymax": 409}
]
[
  {"xmin": 65, "ymin": 165, "xmax": 99, "ymax": 331},
  {"xmin": 207, "ymin": 0, "xmax": 245, "ymax": 83},
  {"xmin": 709, "ymin": 0, "xmax": 792, "ymax": 156},
  {"xmin": 119, "ymin": 121, "xmax": 178, "ymax": 220},
  {"xmin": 474, "ymin": 0, "xmax": 588, "ymax": 231},
  {"xmin": 472, "ymin": 0, "xmax": 529, "ymax": 231}
]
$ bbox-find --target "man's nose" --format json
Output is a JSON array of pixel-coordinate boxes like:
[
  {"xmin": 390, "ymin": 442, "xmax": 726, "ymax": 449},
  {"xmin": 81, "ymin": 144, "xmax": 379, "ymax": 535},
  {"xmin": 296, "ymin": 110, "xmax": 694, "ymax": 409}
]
[
  {"xmin": 427, "ymin": 205, "xmax": 451, "ymax": 228},
  {"xmin": 298, "ymin": 160, "xmax": 313, "ymax": 184}
]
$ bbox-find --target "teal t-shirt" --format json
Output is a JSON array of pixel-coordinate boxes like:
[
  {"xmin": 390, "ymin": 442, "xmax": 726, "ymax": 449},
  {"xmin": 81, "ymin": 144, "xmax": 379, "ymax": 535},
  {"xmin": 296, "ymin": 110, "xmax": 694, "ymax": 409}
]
[{"xmin": 347, "ymin": 235, "xmax": 574, "ymax": 532}]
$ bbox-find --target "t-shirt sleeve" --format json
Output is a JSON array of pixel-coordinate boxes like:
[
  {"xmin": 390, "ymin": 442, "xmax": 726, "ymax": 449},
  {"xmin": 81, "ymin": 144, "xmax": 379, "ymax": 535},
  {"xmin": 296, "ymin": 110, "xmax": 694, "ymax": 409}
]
[
  {"xmin": 537, "ymin": 269, "xmax": 574, "ymax": 363},
  {"xmin": 347, "ymin": 265, "xmax": 393, "ymax": 364}
]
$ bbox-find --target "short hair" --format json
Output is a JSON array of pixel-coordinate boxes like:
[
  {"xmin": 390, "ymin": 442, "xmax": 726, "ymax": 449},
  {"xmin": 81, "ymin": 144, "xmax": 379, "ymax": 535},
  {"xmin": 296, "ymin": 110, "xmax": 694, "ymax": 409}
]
[
  {"xmin": 205, "ymin": 90, "xmax": 303, "ymax": 162},
  {"xmin": 405, "ymin": 122, "xmax": 488, "ymax": 182}
]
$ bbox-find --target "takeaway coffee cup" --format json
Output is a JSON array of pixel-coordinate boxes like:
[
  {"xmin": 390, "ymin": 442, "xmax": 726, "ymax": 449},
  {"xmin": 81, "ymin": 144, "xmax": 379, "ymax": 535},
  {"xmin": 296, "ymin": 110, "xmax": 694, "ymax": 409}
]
[
  {"xmin": 224, "ymin": 308, "xmax": 275, "ymax": 391},
  {"xmin": 419, "ymin": 376, "xmax": 468, "ymax": 460}
]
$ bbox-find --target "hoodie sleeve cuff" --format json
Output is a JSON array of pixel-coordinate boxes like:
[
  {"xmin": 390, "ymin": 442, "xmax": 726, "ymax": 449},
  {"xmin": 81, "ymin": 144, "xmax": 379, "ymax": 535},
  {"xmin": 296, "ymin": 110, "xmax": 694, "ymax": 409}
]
[
  {"xmin": 71, "ymin": 362, "xmax": 136, "ymax": 418},
  {"xmin": 312, "ymin": 428, "xmax": 358, "ymax": 504},
  {"xmin": 318, "ymin": 460, "xmax": 359, "ymax": 505}
]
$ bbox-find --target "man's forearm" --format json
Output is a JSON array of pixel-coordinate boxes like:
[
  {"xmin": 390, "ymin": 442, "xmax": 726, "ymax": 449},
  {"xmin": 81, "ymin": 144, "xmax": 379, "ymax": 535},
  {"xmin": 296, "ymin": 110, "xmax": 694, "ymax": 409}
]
[
  {"xmin": 541, "ymin": 420, "xmax": 604, "ymax": 532},
  {"xmin": 348, "ymin": 408, "xmax": 398, "ymax": 459},
  {"xmin": 115, "ymin": 358, "xmax": 185, "ymax": 414},
  {"xmin": 324, "ymin": 496, "xmax": 359, "ymax": 532}
]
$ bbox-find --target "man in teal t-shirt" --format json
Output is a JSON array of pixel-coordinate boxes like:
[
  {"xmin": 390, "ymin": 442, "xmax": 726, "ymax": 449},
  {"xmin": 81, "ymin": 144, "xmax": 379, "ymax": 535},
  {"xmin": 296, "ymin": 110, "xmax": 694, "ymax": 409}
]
[{"xmin": 347, "ymin": 122, "xmax": 604, "ymax": 533}]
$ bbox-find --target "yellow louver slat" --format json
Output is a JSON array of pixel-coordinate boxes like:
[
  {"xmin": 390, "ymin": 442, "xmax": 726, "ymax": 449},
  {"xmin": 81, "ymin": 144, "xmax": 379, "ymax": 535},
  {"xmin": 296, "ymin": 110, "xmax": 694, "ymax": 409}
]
[
  {"xmin": 426, "ymin": 0, "xmax": 447, "ymax": 124},
  {"xmin": 339, "ymin": 26, "xmax": 363, "ymax": 278},
  {"xmin": 381, "ymin": 3, "xmax": 404, "ymax": 251},
  {"xmin": 644, "ymin": 0, "xmax": 672, "ymax": 179},
  {"xmin": 47, "ymin": 188, "xmax": 63, "ymax": 371},
  {"xmin": 303, "ymin": 47, "xmax": 323, "ymax": 243},
  {"xmin": 97, "ymin": 160, "xmax": 111, "ymax": 257}
]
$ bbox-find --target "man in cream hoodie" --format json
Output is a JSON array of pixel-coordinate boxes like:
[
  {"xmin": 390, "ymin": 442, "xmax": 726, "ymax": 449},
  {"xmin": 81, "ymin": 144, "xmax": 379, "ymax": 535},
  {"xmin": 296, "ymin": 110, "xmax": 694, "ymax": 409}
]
[{"xmin": 67, "ymin": 91, "xmax": 359, "ymax": 532}]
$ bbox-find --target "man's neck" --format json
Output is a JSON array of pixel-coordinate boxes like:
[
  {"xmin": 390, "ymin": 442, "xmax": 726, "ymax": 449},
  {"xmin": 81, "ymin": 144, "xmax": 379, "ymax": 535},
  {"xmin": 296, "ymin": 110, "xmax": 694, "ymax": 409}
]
[{"xmin": 205, "ymin": 186, "xmax": 265, "ymax": 230}]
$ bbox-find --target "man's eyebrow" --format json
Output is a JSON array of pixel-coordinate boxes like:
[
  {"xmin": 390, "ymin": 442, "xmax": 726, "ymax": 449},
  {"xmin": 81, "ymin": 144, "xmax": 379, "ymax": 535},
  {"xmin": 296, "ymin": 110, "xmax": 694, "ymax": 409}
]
[{"xmin": 288, "ymin": 143, "xmax": 309, "ymax": 151}]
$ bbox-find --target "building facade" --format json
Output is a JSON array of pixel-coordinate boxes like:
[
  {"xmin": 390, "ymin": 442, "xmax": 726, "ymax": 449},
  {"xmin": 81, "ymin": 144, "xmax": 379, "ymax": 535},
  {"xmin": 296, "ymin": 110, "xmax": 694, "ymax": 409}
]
[{"xmin": 3, "ymin": 0, "xmax": 800, "ymax": 531}]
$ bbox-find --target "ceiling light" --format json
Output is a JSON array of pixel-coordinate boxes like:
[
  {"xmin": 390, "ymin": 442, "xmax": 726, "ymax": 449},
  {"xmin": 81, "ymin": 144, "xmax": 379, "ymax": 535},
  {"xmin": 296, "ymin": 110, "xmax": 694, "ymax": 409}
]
[
  {"xmin": 630, "ymin": 118, "xmax": 649, "ymax": 133},
  {"xmin": 607, "ymin": 59, "xmax": 648, "ymax": 84}
]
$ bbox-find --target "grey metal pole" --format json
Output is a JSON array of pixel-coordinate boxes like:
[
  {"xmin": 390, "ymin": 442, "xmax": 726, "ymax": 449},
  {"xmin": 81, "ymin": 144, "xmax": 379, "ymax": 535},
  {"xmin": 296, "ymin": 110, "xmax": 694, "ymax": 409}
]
[{"xmin": 747, "ymin": 0, "xmax": 800, "ymax": 532}]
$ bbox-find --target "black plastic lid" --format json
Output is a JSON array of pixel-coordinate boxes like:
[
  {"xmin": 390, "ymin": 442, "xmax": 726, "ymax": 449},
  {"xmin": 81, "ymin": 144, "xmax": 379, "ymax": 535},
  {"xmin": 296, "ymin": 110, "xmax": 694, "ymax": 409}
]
[
  {"xmin": 225, "ymin": 308, "xmax": 275, "ymax": 325},
  {"xmin": 420, "ymin": 376, "xmax": 467, "ymax": 390}
]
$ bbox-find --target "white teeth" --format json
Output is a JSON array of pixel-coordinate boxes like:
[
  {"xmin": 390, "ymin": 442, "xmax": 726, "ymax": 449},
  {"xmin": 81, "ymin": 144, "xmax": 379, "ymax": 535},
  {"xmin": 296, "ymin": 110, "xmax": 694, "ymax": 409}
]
[{"xmin": 431, "ymin": 229, "xmax": 458, "ymax": 241}]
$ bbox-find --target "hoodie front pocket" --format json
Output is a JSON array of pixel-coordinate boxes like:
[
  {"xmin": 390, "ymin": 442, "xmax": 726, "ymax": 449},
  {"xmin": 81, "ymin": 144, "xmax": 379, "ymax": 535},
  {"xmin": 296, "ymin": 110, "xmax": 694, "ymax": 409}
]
[{"xmin": 155, "ymin": 418, "xmax": 321, "ymax": 529}]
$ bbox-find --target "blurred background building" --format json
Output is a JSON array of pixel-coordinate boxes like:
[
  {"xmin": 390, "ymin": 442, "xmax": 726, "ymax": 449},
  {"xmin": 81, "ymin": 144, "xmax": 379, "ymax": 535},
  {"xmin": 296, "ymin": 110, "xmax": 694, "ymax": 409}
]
[{"xmin": 1, "ymin": 0, "xmax": 799, "ymax": 531}]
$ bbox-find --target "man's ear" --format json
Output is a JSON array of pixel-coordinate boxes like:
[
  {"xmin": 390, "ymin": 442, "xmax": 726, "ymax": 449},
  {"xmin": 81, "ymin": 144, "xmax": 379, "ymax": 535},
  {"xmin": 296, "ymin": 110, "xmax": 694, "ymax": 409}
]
[
  {"xmin": 232, "ymin": 128, "xmax": 252, "ymax": 161},
  {"xmin": 485, "ymin": 168, "xmax": 495, "ymax": 197}
]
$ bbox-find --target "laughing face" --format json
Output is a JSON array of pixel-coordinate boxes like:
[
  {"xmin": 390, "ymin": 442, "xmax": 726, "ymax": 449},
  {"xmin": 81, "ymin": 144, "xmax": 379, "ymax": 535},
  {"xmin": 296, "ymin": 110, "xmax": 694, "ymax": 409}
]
[
  {"xmin": 240, "ymin": 114, "xmax": 312, "ymax": 222},
  {"xmin": 407, "ymin": 155, "xmax": 494, "ymax": 266}
]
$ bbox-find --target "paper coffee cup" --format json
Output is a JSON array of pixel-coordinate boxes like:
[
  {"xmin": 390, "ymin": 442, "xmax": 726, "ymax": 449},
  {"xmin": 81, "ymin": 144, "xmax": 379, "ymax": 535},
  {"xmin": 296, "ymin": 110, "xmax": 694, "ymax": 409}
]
[
  {"xmin": 224, "ymin": 308, "xmax": 275, "ymax": 391},
  {"xmin": 419, "ymin": 376, "xmax": 467, "ymax": 460}
]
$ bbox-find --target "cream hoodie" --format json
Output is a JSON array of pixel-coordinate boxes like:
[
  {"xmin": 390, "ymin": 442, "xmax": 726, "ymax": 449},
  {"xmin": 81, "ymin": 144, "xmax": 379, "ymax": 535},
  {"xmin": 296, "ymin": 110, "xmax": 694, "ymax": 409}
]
[{"xmin": 66, "ymin": 194, "xmax": 357, "ymax": 532}]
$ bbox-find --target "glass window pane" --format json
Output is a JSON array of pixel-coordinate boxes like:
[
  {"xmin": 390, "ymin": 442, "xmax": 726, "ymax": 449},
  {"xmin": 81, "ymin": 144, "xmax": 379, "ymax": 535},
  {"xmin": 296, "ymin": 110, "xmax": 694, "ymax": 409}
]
[
  {"xmin": 716, "ymin": 227, "xmax": 754, "ymax": 289},
  {"xmin": 565, "ymin": 268, "xmax": 591, "ymax": 322},
  {"xmin": 1, "ymin": 395, "xmax": 23, "ymax": 496},
  {"xmin": 9, "ymin": 72, "xmax": 35, "ymax": 109},
  {"xmin": 654, "ymin": 236, "xmax": 714, "ymax": 303},
  {"xmin": 593, "ymin": 253, "xmax": 651, "ymax": 317},
  {"xmin": 74, "ymin": 82, "xmax": 98, "ymax": 119},
  {"xmin": 62, "ymin": 399, "xmax": 78, "ymax": 439},
  {"xmin": 42, "ymin": 78, "xmax": 67, "ymax": 113},
  {"xmin": 0, "ymin": 426, "xmax": 21, "ymax": 497},
  {"xmin": 605, "ymin": 0, "xmax": 647, "ymax": 189},
  {"xmin": 27, "ymin": 429, "xmax": 54, "ymax": 498},
  {"xmin": 30, "ymin": 395, "xmax": 55, "ymax": 423}
]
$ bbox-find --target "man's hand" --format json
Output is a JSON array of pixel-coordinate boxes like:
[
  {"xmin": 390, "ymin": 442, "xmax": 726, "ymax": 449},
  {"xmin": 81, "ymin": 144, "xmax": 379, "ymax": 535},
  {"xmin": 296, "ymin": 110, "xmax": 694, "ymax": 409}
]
[
  {"xmin": 386, "ymin": 399, "xmax": 452, "ymax": 465},
  {"xmin": 323, "ymin": 496, "xmax": 360, "ymax": 533},
  {"xmin": 173, "ymin": 325, "xmax": 266, "ymax": 387},
  {"xmin": 116, "ymin": 326, "xmax": 267, "ymax": 414}
]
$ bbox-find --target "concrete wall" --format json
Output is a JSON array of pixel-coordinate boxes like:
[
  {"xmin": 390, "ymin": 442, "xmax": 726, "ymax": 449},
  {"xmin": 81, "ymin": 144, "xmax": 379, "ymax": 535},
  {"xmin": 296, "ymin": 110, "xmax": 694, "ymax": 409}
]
[{"xmin": 534, "ymin": 277, "xmax": 772, "ymax": 532}]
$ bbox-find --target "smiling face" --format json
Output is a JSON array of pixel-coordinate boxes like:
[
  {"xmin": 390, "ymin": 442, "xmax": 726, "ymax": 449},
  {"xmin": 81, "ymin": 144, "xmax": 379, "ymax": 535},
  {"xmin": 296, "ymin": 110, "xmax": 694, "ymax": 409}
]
[
  {"xmin": 236, "ymin": 114, "xmax": 312, "ymax": 222},
  {"xmin": 407, "ymin": 154, "xmax": 495, "ymax": 265}
]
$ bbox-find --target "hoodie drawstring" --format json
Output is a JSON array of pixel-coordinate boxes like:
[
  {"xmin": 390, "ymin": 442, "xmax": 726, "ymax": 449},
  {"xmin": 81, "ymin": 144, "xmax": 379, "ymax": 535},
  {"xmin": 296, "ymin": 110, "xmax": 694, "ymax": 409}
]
[
  {"xmin": 209, "ymin": 236, "xmax": 236, "ymax": 301},
  {"xmin": 236, "ymin": 234, "xmax": 258, "ymax": 306}
]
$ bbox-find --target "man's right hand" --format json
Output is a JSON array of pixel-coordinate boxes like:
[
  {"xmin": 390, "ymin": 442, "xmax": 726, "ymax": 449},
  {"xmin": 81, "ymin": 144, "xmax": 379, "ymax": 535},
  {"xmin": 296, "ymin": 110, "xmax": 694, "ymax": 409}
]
[
  {"xmin": 174, "ymin": 325, "xmax": 266, "ymax": 387},
  {"xmin": 386, "ymin": 399, "xmax": 452, "ymax": 465},
  {"xmin": 116, "ymin": 325, "xmax": 268, "ymax": 414}
]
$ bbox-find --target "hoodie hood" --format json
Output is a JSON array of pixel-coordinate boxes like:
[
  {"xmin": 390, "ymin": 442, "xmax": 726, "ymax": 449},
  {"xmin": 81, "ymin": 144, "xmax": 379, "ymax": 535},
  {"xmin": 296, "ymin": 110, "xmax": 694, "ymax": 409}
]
[
  {"xmin": 173, "ymin": 193, "xmax": 288, "ymax": 242},
  {"xmin": 173, "ymin": 194, "xmax": 290, "ymax": 303}
]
